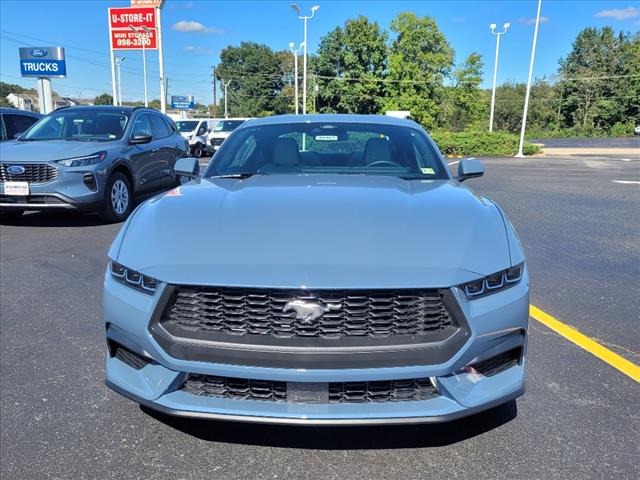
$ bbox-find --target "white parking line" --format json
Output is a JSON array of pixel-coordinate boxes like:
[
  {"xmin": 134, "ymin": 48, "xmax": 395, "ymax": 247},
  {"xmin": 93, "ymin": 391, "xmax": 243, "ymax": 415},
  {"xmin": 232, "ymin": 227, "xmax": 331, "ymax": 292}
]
[
  {"xmin": 621, "ymin": 158, "xmax": 632, "ymax": 162},
  {"xmin": 612, "ymin": 180, "xmax": 640, "ymax": 185}
]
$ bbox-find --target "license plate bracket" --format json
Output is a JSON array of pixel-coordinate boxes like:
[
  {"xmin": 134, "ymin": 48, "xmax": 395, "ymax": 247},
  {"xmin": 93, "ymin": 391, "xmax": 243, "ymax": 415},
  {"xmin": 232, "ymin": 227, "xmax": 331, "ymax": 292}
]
[
  {"xmin": 3, "ymin": 182, "xmax": 29, "ymax": 196},
  {"xmin": 287, "ymin": 382, "xmax": 329, "ymax": 404}
]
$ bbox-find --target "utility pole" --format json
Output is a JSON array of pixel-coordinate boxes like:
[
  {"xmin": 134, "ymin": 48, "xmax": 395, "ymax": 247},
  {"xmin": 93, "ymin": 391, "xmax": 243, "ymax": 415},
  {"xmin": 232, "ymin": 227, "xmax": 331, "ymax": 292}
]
[
  {"xmin": 156, "ymin": 5, "xmax": 166, "ymax": 113},
  {"xmin": 223, "ymin": 79, "xmax": 232, "ymax": 118},
  {"xmin": 110, "ymin": 50, "xmax": 117, "ymax": 106},
  {"xmin": 516, "ymin": 0, "xmax": 542, "ymax": 157},
  {"xmin": 489, "ymin": 22, "xmax": 510, "ymax": 132},
  {"xmin": 212, "ymin": 66, "xmax": 217, "ymax": 118},
  {"xmin": 115, "ymin": 56, "xmax": 125, "ymax": 106}
]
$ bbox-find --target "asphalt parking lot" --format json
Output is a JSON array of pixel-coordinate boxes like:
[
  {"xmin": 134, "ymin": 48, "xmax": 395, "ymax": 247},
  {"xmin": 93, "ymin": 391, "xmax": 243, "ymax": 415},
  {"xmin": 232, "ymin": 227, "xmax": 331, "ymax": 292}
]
[{"xmin": 1, "ymin": 153, "xmax": 638, "ymax": 480}]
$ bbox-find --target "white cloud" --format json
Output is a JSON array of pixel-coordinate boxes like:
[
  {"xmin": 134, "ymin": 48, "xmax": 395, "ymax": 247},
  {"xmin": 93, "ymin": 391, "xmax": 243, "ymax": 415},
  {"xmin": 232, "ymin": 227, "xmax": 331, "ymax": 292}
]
[
  {"xmin": 184, "ymin": 45, "xmax": 215, "ymax": 55},
  {"xmin": 519, "ymin": 16, "xmax": 550, "ymax": 26},
  {"xmin": 172, "ymin": 21, "xmax": 224, "ymax": 34},
  {"xmin": 595, "ymin": 6, "xmax": 639, "ymax": 20}
]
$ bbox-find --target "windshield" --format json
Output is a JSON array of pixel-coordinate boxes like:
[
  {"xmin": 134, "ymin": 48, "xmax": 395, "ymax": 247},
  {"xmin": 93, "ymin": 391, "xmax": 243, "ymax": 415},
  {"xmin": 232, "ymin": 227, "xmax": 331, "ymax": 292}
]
[
  {"xmin": 205, "ymin": 122, "xmax": 448, "ymax": 179},
  {"xmin": 175, "ymin": 120, "xmax": 199, "ymax": 132},
  {"xmin": 212, "ymin": 120, "xmax": 244, "ymax": 133},
  {"xmin": 21, "ymin": 109, "xmax": 130, "ymax": 142}
]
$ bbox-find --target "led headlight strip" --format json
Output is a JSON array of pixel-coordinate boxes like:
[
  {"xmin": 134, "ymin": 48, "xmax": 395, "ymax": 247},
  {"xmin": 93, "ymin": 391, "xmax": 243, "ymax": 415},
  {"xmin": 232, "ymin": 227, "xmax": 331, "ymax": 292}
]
[
  {"xmin": 461, "ymin": 263, "xmax": 524, "ymax": 299},
  {"xmin": 110, "ymin": 261, "xmax": 158, "ymax": 294}
]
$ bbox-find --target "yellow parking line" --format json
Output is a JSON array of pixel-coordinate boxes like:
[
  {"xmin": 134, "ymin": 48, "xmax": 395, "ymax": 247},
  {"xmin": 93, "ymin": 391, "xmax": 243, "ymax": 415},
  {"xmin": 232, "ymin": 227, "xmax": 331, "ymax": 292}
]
[{"xmin": 530, "ymin": 305, "xmax": 640, "ymax": 383}]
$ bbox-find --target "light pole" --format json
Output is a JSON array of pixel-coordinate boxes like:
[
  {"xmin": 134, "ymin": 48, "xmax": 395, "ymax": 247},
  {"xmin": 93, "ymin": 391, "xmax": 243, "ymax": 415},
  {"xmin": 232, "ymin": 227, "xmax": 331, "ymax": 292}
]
[
  {"xmin": 289, "ymin": 41, "xmax": 302, "ymax": 114},
  {"xmin": 115, "ymin": 56, "xmax": 125, "ymax": 106},
  {"xmin": 489, "ymin": 22, "xmax": 510, "ymax": 132},
  {"xmin": 130, "ymin": 25, "xmax": 150, "ymax": 107},
  {"xmin": 290, "ymin": 4, "xmax": 319, "ymax": 115},
  {"xmin": 223, "ymin": 79, "xmax": 233, "ymax": 118},
  {"xmin": 516, "ymin": 0, "xmax": 542, "ymax": 157}
]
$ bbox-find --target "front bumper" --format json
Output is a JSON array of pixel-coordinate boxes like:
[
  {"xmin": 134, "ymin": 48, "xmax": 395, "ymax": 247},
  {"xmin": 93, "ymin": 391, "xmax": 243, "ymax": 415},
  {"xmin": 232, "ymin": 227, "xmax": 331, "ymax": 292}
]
[
  {"xmin": 104, "ymin": 270, "xmax": 529, "ymax": 425},
  {"xmin": 0, "ymin": 162, "xmax": 106, "ymax": 211}
]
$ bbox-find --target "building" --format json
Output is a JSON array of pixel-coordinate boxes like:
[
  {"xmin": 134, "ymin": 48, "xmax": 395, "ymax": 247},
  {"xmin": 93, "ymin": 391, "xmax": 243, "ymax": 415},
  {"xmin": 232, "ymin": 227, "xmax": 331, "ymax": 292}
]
[
  {"xmin": 6, "ymin": 93, "xmax": 90, "ymax": 112},
  {"xmin": 6, "ymin": 93, "xmax": 39, "ymax": 112}
]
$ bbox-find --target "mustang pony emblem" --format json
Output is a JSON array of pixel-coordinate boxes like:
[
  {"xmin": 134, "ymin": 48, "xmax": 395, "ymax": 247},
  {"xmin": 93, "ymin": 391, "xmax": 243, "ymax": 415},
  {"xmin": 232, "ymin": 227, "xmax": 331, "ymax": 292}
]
[{"xmin": 283, "ymin": 299, "xmax": 340, "ymax": 323}]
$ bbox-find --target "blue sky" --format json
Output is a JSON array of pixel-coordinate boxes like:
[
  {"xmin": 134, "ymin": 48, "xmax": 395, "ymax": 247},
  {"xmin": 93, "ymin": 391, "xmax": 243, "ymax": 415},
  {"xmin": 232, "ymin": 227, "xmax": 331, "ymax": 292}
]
[{"xmin": 1, "ymin": 0, "xmax": 639, "ymax": 104}]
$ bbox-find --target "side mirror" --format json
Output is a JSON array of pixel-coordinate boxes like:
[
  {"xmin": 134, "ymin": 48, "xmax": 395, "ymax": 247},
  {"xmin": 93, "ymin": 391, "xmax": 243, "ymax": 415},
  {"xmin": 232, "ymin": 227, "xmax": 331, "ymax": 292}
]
[
  {"xmin": 198, "ymin": 127, "xmax": 207, "ymax": 135},
  {"xmin": 130, "ymin": 133, "xmax": 152, "ymax": 145},
  {"xmin": 456, "ymin": 159, "xmax": 484, "ymax": 182},
  {"xmin": 175, "ymin": 157, "xmax": 200, "ymax": 178}
]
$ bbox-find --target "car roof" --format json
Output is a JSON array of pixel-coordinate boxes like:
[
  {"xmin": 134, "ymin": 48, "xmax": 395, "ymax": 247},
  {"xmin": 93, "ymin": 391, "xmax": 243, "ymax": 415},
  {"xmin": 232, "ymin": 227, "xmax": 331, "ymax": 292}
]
[
  {"xmin": 243, "ymin": 114, "xmax": 421, "ymax": 128},
  {"xmin": 0, "ymin": 107, "xmax": 43, "ymax": 117},
  {"xmin": 52, "ymin": 105, "xmax": 161, "ymax": 115}
]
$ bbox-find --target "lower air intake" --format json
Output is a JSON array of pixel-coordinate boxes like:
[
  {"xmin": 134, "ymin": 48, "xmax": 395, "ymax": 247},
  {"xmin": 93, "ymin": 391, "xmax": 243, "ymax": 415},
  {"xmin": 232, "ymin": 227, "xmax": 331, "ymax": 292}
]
[{"xmin": 181, "ymin": 374, "xmax": 438, "ymax": 403}]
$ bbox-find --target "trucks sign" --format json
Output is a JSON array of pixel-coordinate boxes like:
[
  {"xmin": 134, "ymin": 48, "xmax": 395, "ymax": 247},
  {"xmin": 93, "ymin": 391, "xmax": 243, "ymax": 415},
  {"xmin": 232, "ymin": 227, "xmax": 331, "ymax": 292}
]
[
  {"xmin": 171, "ymin": 95, "xmax": 195, "ymax": 110},
  {"xmin": 19, "ymin": 47, "xmax": 66, "ymax": 78}
]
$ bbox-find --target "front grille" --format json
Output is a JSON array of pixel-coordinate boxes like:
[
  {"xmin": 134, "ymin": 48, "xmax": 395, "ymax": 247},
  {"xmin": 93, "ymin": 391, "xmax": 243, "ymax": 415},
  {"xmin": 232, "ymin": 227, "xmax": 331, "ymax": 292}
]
[
  {"xmin": 161, "ymin": 287, "xmax": 454, "ymax": 339},
  {"xmin": 472, "ymin": 348, "xmax": 521, "ymax": 377},
  {"xmin": 210, "ymin": 137, "xmax": 224, "ymax": 146},
  {"xmin": 181, "ymin": 374, "xmax": 438, "ymax": 403},
  {"xmin": 0, "ymin": 164, "xmax": 58, "ymax": 184},
  {"xmin": 110, "ymin": 342, "xmax": 151, "ymax": 370}
]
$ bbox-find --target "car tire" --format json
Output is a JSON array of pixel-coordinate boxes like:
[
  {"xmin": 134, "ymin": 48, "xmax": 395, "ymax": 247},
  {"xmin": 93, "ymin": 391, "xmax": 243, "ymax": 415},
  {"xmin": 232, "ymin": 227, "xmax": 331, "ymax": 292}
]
[
  {"xmin": 191, "ymin": 143, "xmax": 204, "ymax": 158},
  {"xmin": 100, "ymin": 172, "xmax": 132, "ymax": 223}
]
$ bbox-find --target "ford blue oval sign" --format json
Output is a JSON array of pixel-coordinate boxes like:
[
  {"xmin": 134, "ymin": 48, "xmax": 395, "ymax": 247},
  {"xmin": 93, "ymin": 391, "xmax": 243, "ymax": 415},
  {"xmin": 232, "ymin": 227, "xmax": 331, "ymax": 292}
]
[
  {"xmin": 19, "ymin": 47, "xmax": 66, "ymax": 78},
  {"xmin": 30, "ymin": 49, "xmax": 48, "ymax": 58},
  {"xmin": 7, "ymin": 165, "xmax": 26, "ymax": 175}
]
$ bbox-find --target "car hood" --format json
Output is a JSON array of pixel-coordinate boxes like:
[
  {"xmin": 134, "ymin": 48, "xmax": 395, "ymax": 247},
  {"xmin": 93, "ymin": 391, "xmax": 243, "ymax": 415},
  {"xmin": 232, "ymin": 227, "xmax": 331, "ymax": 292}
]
[
  {"xmin": 114, "ymin": 175, "xmax": 511, "ymax": 289},
  {"xmin": 0, "ymin": 139, "xmax": 115, "ymax": 162}
]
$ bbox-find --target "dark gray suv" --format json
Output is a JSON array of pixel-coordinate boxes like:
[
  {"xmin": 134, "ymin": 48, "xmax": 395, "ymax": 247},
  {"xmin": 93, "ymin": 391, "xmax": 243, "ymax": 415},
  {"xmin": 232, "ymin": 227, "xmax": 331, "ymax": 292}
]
[{"xmin": 0, "ymin": 106, "xmax": 189, "ymax": 222}]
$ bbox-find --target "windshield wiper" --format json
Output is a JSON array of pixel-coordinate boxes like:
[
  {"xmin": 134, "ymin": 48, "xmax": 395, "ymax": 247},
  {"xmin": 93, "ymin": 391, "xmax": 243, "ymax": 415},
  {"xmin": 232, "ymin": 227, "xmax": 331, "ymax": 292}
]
[{"xmin": 210, "ymin": 172, "xmax": 264, "ymax": 179}]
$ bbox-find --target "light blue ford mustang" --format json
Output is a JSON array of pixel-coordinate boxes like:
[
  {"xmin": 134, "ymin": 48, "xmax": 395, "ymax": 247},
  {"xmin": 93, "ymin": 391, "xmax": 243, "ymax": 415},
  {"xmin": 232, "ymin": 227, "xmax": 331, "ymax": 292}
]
[{"xmin": 104, "ymin": 114, "xmax": 529, "ymax": 425}]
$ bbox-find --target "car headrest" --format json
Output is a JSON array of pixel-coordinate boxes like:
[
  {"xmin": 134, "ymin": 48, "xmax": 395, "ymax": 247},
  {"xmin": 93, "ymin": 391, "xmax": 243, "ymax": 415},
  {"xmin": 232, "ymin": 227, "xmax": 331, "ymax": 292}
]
[
  {"xmin": 273, "ymin": 138, "xmax": 300, "ymax": 166},
  {"xmin": 363, "ymin": 137, "xmax": 391, "ymax": 165}
]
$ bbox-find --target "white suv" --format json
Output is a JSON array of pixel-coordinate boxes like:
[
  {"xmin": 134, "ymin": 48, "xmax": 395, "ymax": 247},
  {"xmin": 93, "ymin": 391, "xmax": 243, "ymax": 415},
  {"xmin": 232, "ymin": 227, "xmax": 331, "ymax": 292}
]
[
  {"xmin": 175, "ymin": 119, "xmax": 218, "ymax": 157},
  {"xmin": 206, "ymin": 118, "xmax": 253, "ymax": 154}
]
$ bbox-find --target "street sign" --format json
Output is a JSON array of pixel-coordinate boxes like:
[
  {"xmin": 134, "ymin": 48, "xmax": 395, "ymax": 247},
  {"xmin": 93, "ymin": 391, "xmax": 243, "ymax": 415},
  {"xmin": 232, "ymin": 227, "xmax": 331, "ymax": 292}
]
[
  {"xmin": 111, "ymin": 28, "xmax": 157, "ymax": 50},
  {"xmin": 108, "ymin": 7, "xmax": 156, "ymax": 30},
  {"xmin": 131, "ymin": 0, "xmax": 164, "ymax": 7},
  {"xmin": 171, "ymin": 95, "xmax": 195, "ymax": 110},
  {"xmin": 19, "ymin": 47, "xmax": 66, "ymax": 78}
]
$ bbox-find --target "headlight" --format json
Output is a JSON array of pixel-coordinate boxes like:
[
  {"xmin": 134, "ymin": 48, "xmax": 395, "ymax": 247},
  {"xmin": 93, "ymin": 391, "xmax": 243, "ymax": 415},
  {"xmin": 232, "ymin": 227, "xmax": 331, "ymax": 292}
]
[
  {"xmin": 461, "ymin": 263, "xmax": 524, "ymax": 299},
  {"xmin": 57, "ymin": 151, "xmax": 107, "ymax": 168},
  {"xmin": 110, "ymin": 261, "xmax": 158, "ymax": 294}
]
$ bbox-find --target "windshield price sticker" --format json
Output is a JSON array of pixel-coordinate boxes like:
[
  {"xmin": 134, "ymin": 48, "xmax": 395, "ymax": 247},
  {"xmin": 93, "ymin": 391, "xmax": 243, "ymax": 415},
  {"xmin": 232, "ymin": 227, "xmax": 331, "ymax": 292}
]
[{"xmin": 315, "ymin": 135, "xmax": 338, "ymax": 141}]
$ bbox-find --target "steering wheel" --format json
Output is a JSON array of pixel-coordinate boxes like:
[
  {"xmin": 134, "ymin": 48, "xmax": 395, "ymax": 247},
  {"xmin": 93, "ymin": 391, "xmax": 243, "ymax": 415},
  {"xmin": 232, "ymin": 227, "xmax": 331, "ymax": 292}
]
[{"xmin": 366, "ymin": 160, "xmax": 403, "ymax": 168}]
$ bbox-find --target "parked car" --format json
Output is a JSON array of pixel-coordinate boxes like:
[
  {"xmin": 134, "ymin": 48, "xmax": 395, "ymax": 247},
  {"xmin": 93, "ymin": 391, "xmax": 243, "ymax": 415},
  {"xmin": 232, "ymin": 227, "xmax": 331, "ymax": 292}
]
[
  {"xmin": 0, "ymin": 106, "xmax": 189, "ymax": 222},
  {"xmin": 104, "ymin": 114, "xmax": 529, "ymax": 425},
  {"xmin": 0, "ymin": 107, "xmax": 42, "ymax": 141},
  {"xmin": 634, "ymin": 125, "xmax": 640, "ymax": 136},
  {"xmin": 175, "ymin": 118, "xmax": 218, "ymax": 158},
  {"xmin": 205, "ymin": 117, "xmax": 252, "ymax": 154}
]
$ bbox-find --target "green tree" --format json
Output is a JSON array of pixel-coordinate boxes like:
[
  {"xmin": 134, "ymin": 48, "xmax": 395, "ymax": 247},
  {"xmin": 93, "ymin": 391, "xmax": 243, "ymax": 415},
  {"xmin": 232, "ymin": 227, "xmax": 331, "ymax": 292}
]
[
  {"xmin": 443, "ymin": 52, "xmax": 485, "ymax": 131},
  {"xmin": 383, "ymin": 13, "xmax": 454, "ymax": 129},
  {"xmin": 315, "ymin": 15, "xmax": 387, "ymax": 114},
  {"xmin": 216, "ymin": 42, "xmax": 283, "ymax": 117},
  {"xmin": 93, "ymin": 93, "xmax": 113, "ymax": 105},
  {"xmin": 558, "ymin": 27, "xmax": 640, "ymax": 131}
]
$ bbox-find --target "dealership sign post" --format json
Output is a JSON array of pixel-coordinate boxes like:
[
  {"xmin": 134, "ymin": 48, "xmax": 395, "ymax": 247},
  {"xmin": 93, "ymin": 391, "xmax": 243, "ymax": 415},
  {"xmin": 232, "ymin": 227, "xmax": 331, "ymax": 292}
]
[
  {"xmin": 108, "ymin": 2, "xmax": 166, "ymax": 112},
  {"xmin": 19, "ymin": 47, "xmax": 66, "ymax": 114}
]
